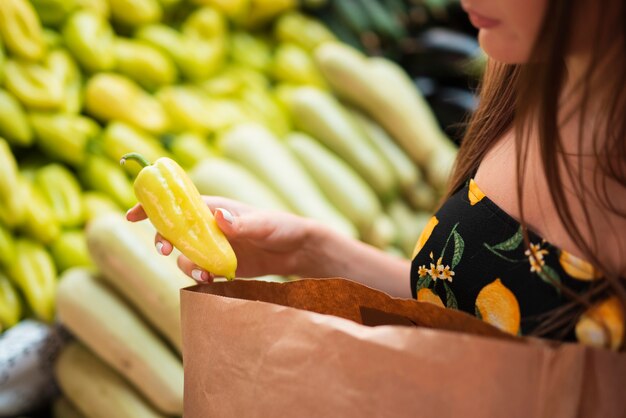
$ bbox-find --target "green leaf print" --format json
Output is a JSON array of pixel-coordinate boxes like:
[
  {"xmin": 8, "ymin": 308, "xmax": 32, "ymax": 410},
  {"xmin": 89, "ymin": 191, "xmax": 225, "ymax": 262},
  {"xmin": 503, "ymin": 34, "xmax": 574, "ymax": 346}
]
[
  {"xmin": 416, "ymin": 275, "xmax": 432, "ymax": 292},
  {"xmin": 443, "ymin": 282, "xmax": 458, "ymax": 309},
  {"xmin": 451, "ymin": 230, "xmax": 465, "ymax": 270},
  {"xmin": 537, "ymin": 264, "xmax": 562, "ymax": 294},
  {"xmin": 440, "ymin": 222, "xmax": 460, "ymax": 260},
  {"xmin": 491, "ymin": 227, "xmax": 523, "ymax": 251},
  {"xmin": 483, "ymin": 244, "xmax": 525, "ymax": 263}
]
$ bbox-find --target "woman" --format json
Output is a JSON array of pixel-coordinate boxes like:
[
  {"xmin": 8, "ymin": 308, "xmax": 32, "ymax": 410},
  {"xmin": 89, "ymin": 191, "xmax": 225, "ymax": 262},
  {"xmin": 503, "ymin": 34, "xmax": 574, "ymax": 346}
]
[{"xmin": 128, "ymin": 0, "xmax": 625, "ymax": 349}]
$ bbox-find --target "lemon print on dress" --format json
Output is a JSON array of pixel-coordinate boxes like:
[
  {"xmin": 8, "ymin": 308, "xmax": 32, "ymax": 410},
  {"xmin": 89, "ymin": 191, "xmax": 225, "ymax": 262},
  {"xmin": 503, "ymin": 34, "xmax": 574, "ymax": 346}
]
[
  {"xmin": 475, "ymin": 278, "xmax": 521, "ymax": 335},
  {"xmin": 417, "ymin": 288, "xmax": 445, "ymax": 308},
  {"xmin": 575, "ymin": 296, "xmax": 624, "ymax": 351},
  {"xmin": 411, "ymin": 216, "xmax": 439, "ymax": 259},
  {"xmin": 559, "ymin": 250, "xmax": 602, "ymax": 281},
  {"xmin": 468, "ymin": 179, "xmax": 485, "ymax": 206}
]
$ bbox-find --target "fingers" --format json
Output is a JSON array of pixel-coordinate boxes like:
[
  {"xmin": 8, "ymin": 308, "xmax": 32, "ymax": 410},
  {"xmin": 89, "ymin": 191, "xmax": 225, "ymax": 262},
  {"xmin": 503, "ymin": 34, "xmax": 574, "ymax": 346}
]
[
  {"xmin": 126, "ymin": 204, "xmax": 147, "ymax": 222},
  {"xmin": 201, "ymin": 196, "xmax": 254, "ymax": 217},
  {"xmin": 214, "ymin": 207, "xmax": 237, "ymax": 236},
  {"xmin": 154, "ymin": 232, "xmax": 173, "ymax": 256},
  {"xmin": 177, "ymin": 254, "xmax": 214, "ymax": 283}
]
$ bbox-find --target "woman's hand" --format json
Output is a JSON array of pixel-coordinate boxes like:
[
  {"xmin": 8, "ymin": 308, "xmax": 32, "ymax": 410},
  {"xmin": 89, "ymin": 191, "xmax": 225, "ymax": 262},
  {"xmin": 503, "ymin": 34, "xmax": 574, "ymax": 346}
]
[{"xmin": 126, "ymin": 196, "xmax": 323, "ymax": 282}]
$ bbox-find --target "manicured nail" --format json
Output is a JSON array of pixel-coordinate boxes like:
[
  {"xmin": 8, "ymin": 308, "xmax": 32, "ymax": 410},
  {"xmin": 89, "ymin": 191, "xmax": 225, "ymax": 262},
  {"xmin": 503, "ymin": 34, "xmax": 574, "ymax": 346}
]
[
  {"xmin": 216, "ymin": 208, "xmax": 234, "ymax": 224},
  {"xmin": 125, "ymin": 209, "xmax": 132, "ymax": 219},
  {"xmin": 155, "ymin": 241, "xmax": 164, "ymax": 255},
  {"xmin": 192, "ymin": 269, "xmax": 208, "ymax": 282}
]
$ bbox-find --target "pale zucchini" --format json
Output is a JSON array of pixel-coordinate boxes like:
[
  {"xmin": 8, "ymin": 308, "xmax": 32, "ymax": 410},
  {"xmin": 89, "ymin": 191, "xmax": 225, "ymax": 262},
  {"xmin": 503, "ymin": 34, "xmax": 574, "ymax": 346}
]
[
  {"xmin": 348, "ymin": 109, "xmax": 421, "ymax": 190},
  {"xmin": 53, "ymin": 397, "xmax": 87, "ymax": 418},
  {"xmin": 360, "ymin": 214, "xmax": 397, "ymax": 250},
  {"xmin": 190, "ymin": 157, "xmax": 290, "ymax": 212},
  {"xmin": 387, "ymin": 200, "xmax": 432, "ymax": 257},
  {"xmin": 56, "ymin": 268, "xmax": 184, "ymax": 415},
  {"xmin": 219, "ymin": 123, "xmax": 358, "ymax": 238},
  {"xmin": 403, "ymin": 182, "xmax": 438, "ymax": 212},
  {"xmin": 314, "ymin": 43, "xmax": 458, "ymax": 190},
  {"xmin": 55, "ymin": 343, "xmax": 166, "ymax": 418},
  {"xmin": 86, "ymin": 214, "xmax": 194, "ymax": 353},
  {"xmin": 286, "ymin": 132, "xmax": 381, "ymax": 233},
  {"xmin": 288, "ymin": 86, "xmax": 397, "ymax": 200}
]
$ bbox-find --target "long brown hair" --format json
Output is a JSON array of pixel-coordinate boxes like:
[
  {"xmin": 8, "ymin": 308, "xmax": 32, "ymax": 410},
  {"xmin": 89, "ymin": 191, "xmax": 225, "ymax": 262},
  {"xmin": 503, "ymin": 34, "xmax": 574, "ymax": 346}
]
[{"xmin": 448, "ymin": 0, "xmax": 626, "ymax": 347}]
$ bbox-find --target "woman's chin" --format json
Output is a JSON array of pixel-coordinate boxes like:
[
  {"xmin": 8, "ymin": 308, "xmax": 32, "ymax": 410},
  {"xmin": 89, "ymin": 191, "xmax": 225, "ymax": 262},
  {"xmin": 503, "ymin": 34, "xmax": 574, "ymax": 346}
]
[{"xmin": 478, "ymin": 31, "xmax": 531, "ymax": 64}]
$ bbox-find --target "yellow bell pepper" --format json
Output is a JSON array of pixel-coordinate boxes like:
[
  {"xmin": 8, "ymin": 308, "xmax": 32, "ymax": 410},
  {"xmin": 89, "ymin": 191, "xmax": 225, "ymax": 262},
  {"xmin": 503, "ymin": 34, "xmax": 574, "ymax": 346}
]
[
  {"xmin": 136, "ymin": 24, "xmax": 226, "ymax": 81},
  {"xmin": 230, "ymin": 32, "xmax": 272, "ymax": 73},
  {"xmin": 272, "ymin": 43, "xmax": 327, "ymax": 88},
  {"xmin": 19, "ymin": 177, "xmax": 62, "ymax": 244},
  {"xmin": 79, "ymin": 155, "xmax": 136, "ymax": 209},
  {"xmin": 31, "ymin": 0, "xmax": 79, "ymax": 27},
  {"xmin": 48, "ymin": 49, "xmax": 83, "ymax": 113},
  {"xmin": 201, "ymin": 71, "xmax": 245, "ymax": 97},
  {"xmin": 235, "ymin": 0, "xmax": 297, "ymax": 29},
  {"xmin": 0, "ymin": 35, "xmax": 6, "ymax": 84},
  {"xmin": 0, "ymin": 0, "xmax": 46, "ymax": 61},
  {"xmin": 135, "ymin": 22, "xmax": 227, "ymax": 80},
  {"xmin": 108, "ymin": 0, "xmax": 161, "ymax": 27},
  {"xmin": 162, "ymin": 132, "xmax": 215, "ymax": 169},
  {"xmin": 100, "ymin": 122, "xmax": 170, "ymax": 175},
  {"xmin": 50, "ymin": 229, "xmax": 92, "ymax": 272},
  {"xmin": 0, "ymin": 273, "xmax": 22, "ymax": 330},
  {"xmin": 0, "ymin": 139, "xmax": 26, "ymax": 227},
  {"xmin": 0, "ymin": 89, "xmax": 33, "ymax": 146},
  {"xmin": 158, "ymin": 86, "xmax": 250, "ymax": 134},
  {"xmin": 274, "ymin": 12, "xmax": 335, "ymax": 51},
  {"xmin": 82, "ymin": 191, "xmax": 121, "ymax": 221},
  {"xmin": 4, "ymin": 59, "xmax": 65, "ymax": 110},
  {"xmin": 7, "ymin": 238, "xmax": 57, "ymax": 322},
  {"xmin": 114, "ymin": 38, "xmax": 178, "ymax": 91},
  {"xmin": 30, "ymin": 113, "xmax": 100, "ymax": 167},
  {"xmin": 181, "ymin": 6, "xmax": 226, "ymax": 39},
  {"xmin": 239, "ymin": 86, "xmax": 290, "ymax": 137},
  {"xmin": 221, "ymin": 65, "xmax": 270, "ymax": 91},
  {"xmin": 62, "ymin": 10, "xmax": 116, "ymax": 72},
  {"xmin": 76, "ymin": 0, "xmax": 109, "ymax": 17},
  {"xmin": 43, "ymin": 28, "xmax": 63, "ymax": 49},
  {"xmin": 85, "ymin": 73, "xmax": 170, "ymax": 133},
  {"xmin": 121, "ymin": 152, "xmax": 237, "ymax": 279},
  {"xmin": 182, "ymin": 37, "xmax": 226, "ymax": 81},
  {"xmin": 34, "ymin": 164, "xmax": 85, "ymax": 227},
  {"xmin": 0, "ymin": 223, "xmax": 16, "ymax": 267},
  {"xmin": 188, "ymin": 0, "xmax": 248, "ymax": 19}
]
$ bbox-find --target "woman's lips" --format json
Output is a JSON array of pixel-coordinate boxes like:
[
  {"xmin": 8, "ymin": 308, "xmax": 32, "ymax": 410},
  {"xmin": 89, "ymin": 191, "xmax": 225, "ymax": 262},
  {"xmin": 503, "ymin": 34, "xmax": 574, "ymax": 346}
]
[{"xmin": 466, "ymin": 10, "xmax": 501, "ymax": 29}]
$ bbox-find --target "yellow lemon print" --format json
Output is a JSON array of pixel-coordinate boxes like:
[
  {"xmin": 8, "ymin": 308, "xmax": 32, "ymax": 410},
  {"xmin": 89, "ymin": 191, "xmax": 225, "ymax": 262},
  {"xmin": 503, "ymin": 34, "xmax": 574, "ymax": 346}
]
[
  {"xmin": 475, "ymin": 278, "xmax": 521, "ymax": 335},
  {"xmin": 575, "ymin": 296, "xmax": 624, "ymax": 351},
  {"xmin": 417, "ymin": 288, "xmax": 445, "ymax": 308},
  {"xmin": 559, "ymin": 250, "xmax": 602, "ymax": 281},
  {"xmin": 411, "ymin": 216, "xmax": 439, "ymax": 259},
  {"xmin": 468, "ymin": 179, "xmax": 486, "ymax": 206}
]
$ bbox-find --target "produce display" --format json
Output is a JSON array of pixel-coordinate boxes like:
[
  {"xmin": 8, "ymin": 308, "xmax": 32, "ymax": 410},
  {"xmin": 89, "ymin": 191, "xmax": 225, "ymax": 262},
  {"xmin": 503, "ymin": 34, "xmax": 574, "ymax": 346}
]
[{"xmin": 0, "ymin": 0, "xmax": 471, "ymax": 416}]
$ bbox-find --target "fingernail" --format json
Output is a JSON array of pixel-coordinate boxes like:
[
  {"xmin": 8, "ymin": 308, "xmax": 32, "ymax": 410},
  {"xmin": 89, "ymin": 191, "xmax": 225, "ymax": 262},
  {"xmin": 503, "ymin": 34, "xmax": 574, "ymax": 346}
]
[
  {"xmin": 192, "ymin": 269, "xmax": 208, "ymax": 282},
  {"xmin": 155, "ymin": 241, "xmax": 164, "ymax": 255},
  {"xmin": 216, "ymin": 208, "xmax": 234, "ymax": 224},
  {"xmin": 125, "ymin": 209, "xmax": 132, "ymax": 218}
]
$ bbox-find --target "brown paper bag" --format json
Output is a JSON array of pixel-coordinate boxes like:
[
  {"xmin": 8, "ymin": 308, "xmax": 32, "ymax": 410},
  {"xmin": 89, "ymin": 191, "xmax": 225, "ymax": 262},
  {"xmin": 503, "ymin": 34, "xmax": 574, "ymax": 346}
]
[{"xmin": 181, "ymin": 278, "xmax": 626, "ymax": 418}]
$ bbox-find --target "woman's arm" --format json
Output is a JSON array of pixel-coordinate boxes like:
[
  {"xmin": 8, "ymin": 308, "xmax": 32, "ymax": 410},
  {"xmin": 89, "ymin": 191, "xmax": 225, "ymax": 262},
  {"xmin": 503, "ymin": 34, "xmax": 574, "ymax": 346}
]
[
  {"xmin": 128, "ymin": 196, "xmax": 413, "ymax": 299},
  {"xmin": 305, "ymin": 225, "xmax": 413, "ymax": 299}
]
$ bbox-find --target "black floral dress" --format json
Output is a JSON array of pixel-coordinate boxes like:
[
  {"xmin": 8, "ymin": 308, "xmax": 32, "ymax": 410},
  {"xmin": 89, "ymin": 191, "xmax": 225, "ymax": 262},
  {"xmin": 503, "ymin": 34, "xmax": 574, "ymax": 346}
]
[{"xmin": 409, "ymin": 179, "xmax": 617, "ymax": 342}]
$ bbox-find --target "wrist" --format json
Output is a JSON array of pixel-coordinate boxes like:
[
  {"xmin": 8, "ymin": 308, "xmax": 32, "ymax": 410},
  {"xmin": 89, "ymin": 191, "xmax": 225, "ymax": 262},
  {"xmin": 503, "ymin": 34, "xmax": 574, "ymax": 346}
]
[{"xmin": 296, "ymin": 219, "xmax": 341, "ymax": 278}]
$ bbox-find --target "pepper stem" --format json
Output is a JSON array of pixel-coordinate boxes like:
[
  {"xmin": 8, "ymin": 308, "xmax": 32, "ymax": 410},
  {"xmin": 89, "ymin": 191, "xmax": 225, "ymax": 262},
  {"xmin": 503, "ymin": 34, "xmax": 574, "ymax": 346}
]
[{"xmin": 120, "ymin": 152, "xmax": 151, "ymax": 168}]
